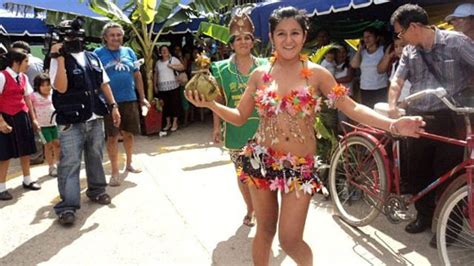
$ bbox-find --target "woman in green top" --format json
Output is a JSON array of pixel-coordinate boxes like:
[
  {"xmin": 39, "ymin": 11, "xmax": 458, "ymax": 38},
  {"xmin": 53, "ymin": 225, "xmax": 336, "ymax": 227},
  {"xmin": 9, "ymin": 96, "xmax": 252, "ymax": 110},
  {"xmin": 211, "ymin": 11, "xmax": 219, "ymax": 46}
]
[{"xmin": 211, "ymin": 12, "xmax": 267, "ymax": 227}]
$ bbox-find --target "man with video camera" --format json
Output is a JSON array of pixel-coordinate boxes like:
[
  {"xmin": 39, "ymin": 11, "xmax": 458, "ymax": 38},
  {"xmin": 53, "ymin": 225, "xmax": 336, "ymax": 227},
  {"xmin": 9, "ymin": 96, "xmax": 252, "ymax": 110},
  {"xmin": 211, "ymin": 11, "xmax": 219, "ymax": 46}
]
[{"xmin": 49, "ymin": 18, "xmax": 120, "ymax": 226}]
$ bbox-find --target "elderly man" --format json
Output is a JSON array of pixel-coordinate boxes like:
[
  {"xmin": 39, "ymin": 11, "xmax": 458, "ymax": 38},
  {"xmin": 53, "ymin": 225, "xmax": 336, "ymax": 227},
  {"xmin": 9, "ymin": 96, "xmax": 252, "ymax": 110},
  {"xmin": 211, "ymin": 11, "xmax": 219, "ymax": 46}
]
[
  {"xmin": 445, "ymin": 3, "xmax": 474, "ymax": 40},
  {"xmin": 94, "ymin": 22, "xmax": 149, "ymax": 186},
  {"xmin": 388, "ymin": 4, "xmax": 474, "ymax": 246}
]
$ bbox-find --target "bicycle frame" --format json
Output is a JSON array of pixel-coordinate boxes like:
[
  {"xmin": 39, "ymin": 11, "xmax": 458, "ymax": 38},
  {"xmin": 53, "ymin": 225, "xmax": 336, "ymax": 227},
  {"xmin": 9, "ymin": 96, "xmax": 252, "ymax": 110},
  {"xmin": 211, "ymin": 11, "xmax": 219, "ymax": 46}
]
[{"xmin": 338, "ymin": 119, "xmax": 474, "ymax": 229}]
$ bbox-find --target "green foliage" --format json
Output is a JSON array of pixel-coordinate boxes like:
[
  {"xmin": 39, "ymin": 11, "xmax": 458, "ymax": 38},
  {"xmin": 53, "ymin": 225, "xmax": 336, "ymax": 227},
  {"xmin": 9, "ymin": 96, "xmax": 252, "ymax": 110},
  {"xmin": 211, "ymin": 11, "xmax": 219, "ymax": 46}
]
[
  {"xmin": 197, "ymin": 22, "xmax": 230, "ymax": 44},
  {"xmin": 314, "ymin": 105, "xmax": 338, "ymax": 163},
  {"xmin": 88, "ymin": 0, "xmax": 132, "ymax": 23}
]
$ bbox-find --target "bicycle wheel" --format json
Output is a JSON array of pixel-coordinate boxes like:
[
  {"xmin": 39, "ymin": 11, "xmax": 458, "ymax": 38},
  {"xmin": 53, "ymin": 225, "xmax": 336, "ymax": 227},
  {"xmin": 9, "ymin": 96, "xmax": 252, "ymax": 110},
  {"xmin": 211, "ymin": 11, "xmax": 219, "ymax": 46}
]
[
  {"xmin": 328, "ymin": 135, "xmax": 388, "ymax": 226},
  {"xmin": 437, "ymin": 186, "xmax": 474, "ymax": 265}
]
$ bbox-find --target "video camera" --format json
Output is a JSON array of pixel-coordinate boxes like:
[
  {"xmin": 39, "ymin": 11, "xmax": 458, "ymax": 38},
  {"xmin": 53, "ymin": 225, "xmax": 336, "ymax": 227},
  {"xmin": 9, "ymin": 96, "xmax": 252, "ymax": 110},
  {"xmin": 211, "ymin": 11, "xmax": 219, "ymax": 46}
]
[{"xmin": 44, "ymin": 17, "xmax": 86, "ymax": 56}]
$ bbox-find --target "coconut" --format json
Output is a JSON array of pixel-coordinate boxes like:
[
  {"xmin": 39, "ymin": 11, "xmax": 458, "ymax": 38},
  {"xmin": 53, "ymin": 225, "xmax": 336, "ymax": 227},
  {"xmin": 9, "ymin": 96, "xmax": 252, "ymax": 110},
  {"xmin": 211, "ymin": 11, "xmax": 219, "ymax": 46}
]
[{"xmin": 185, "ymin": 54, "xmax": 220, "ymax": 101}]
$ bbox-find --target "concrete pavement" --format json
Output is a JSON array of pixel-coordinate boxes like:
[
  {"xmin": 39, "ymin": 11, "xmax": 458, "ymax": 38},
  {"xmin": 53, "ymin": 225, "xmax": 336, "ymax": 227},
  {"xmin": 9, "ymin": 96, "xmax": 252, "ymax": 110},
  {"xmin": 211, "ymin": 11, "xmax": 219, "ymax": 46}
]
[{"xmin": 0, "ymin": 120, "xmax": 441, "ymax": 265}]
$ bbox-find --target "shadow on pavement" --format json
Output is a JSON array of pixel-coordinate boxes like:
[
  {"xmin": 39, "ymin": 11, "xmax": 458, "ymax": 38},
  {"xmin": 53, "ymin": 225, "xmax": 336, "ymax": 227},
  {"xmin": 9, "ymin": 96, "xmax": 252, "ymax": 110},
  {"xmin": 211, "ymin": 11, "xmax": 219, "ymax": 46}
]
[
  {"xmin": 0, "ymin": 180, "xmax": 136, "ymax": 265},
  {"xmin": 182, "ymin": 159, "xmax": 230, "ymax": 171},
  {"xmin": 0, "ymin": 173, "xmax": 54, "ymax": 209},
  {"xmin": 331, "ymin": 215, "xmax": 439, "ymax": 265},
  {"xmin": 211, "ymin": 225, "xmax": 287, "ymax": 266}
]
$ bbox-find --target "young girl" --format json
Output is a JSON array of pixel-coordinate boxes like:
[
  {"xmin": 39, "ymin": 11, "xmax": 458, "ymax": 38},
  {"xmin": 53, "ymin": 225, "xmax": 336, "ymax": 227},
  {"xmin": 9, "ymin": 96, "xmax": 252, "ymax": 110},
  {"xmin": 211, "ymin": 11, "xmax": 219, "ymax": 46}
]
[
  {"xmin": 377, "ymin": 36, "xmax": 411, "ymax": 103},
  {"xmin": 186, "ymin": 7, "xmax": 424, "ymax": 265},
  {"xmin": 31, "ymin": 73, "xmax": 60, "ymax": 177},
  {"xmin": 0, "ymin": 48, "xmax": 41, "ymax": 200},
  {"xmin": 319, "ymin": 47, "xmax": 337, "ymax": 76}
]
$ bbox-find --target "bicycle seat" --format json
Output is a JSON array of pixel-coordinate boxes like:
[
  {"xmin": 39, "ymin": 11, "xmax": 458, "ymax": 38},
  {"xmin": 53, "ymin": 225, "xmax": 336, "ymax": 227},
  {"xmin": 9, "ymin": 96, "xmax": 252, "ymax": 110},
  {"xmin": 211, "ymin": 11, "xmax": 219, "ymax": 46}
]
[{"xmin": 374, "ymin": 102, "xmax": 406, "ymax": 117}]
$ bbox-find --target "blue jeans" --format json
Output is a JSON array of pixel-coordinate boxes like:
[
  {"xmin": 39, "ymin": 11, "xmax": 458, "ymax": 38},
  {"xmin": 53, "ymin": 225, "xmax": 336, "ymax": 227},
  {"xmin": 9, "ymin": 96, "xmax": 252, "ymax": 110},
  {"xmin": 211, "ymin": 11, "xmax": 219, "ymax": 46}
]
[{"xmin": 54, "ymin": 119, "xmax": 108, "ymax": 215}]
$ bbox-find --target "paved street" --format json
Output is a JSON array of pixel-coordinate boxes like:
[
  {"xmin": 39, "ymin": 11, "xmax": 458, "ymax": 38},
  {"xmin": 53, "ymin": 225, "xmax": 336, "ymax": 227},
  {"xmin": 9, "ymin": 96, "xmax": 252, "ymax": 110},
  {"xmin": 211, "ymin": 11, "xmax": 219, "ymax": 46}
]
[{"xmin": 1, "ymin": 119, "xmax": 441, "ymax": 265}]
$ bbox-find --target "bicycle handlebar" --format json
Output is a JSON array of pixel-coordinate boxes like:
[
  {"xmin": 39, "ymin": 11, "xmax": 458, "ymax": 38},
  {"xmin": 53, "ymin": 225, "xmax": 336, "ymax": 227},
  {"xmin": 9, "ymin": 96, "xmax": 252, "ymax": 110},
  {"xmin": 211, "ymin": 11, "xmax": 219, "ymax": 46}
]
[{"xmin": 402, "ymin": 87, "xmax": 474, "ymax": 114}]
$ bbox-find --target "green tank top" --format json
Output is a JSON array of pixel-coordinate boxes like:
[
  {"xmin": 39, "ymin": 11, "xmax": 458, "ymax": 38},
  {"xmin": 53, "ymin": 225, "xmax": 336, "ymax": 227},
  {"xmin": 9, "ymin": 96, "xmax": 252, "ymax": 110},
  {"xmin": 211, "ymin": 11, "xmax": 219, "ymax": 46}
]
[{"xmin": 211, "ymin": 56, "xmax": 268, "ymax": 149}]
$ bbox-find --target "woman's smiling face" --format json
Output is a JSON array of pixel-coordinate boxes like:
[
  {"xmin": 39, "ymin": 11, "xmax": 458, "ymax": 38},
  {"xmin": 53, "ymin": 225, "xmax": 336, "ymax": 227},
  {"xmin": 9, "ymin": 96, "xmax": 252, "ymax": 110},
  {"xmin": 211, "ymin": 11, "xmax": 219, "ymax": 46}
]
[
  {"xmin": 231, "ymin": 33, "xmax": 254, "ymax": 56},
  {"xmin": 270, "ymin": 18, "xmax": 306, "ymax": 60}
]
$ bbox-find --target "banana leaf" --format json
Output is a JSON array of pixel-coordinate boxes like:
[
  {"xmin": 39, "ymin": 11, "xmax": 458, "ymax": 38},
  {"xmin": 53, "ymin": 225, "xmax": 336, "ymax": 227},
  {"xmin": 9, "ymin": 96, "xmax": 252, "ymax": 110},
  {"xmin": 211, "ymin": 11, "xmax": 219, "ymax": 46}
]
[
  {"xmin": 131, "ymin": 0, "xmax": 157, "ymax": 23},
  {"xmin": 197, "ymin": 22, "xmax": 230, "ymax": 44}
]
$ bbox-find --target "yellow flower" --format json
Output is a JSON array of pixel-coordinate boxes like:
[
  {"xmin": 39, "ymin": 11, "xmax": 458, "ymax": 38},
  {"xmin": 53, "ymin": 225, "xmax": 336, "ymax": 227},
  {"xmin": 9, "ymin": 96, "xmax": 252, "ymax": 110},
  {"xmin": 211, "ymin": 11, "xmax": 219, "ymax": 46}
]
[
  {"xmin": 269, "ymin": 51, "xmax": 278, "ymax": 64},
  {"xmin": 299, "ymin": 54, "xmax": 308, "ymax": 62}
]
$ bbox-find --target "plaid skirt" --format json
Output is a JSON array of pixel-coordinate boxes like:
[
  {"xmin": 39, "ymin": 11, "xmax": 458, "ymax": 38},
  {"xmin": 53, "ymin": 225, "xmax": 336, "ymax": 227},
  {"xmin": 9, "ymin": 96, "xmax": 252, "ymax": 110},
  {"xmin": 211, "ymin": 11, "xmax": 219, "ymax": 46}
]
[{"xmin": 0, "ymin": 111, "xmax": 36, "ymax": 161}]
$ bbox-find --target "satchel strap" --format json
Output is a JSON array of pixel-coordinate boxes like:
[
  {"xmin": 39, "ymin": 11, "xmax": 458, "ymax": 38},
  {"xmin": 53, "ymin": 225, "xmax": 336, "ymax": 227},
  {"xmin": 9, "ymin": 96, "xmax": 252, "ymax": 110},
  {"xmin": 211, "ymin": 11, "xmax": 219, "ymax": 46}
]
[{"xmin": 419, "ymin": 50, "xmax": 446, "ymax": 88}]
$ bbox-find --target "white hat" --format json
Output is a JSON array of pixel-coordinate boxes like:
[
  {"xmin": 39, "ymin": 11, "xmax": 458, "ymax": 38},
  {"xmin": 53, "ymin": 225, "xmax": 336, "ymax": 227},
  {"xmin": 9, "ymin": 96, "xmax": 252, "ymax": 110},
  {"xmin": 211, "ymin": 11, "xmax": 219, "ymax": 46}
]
[{"xmin": 445, "ymin": 3, "xmax": 474, "ymax": 22}]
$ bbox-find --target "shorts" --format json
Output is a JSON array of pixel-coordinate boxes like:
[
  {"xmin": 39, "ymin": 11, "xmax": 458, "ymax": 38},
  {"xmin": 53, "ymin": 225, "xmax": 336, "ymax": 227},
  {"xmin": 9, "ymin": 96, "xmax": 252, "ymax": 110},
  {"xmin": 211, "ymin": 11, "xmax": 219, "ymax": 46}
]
[
  {"xmin": 238, "ymin": 140, "xmax": 320, "ymax": 195},
  {"xmin": 0, "ymin": 111, "xmax": 37, "ymax": 161},
  {"xmin": 41, "ymin": 126, "xmax": 58, "ymax": 143},
  {"xmin": 104, "ymin": 101, "xmax": 141, "ymax": 137}
]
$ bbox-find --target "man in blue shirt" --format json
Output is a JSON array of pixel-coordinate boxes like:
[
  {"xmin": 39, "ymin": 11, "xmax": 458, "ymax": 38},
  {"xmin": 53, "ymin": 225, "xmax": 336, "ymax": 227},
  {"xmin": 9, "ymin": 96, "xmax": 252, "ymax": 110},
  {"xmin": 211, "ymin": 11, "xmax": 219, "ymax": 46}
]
[{"xmin": 95, "ymin": 22, "xmax": 150, "ymax": 186}]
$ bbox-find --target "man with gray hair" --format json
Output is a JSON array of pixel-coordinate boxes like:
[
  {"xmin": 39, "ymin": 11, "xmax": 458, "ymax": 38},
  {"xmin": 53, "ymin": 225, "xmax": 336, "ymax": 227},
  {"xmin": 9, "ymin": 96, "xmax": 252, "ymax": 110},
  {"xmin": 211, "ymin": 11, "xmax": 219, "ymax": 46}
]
[
  {"xmin": 445, "ymin": 3, "xmax": 474, "ymax": 40},
  {"xmin": 94, "ymin": 22, "xmax": 149, "ymax": 186}
]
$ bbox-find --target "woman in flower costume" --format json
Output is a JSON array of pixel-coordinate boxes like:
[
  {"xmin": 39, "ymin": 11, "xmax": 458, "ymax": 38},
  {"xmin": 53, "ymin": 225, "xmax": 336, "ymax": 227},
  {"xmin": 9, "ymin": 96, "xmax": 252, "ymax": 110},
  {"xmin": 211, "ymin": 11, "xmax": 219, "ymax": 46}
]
[
  {"xmin": 186, "ymin": 7, "xmax": 425, "ymax": 265},
  {"xmin": 210, "ymin": 11, "xmax": 267, "ymax": 227}
]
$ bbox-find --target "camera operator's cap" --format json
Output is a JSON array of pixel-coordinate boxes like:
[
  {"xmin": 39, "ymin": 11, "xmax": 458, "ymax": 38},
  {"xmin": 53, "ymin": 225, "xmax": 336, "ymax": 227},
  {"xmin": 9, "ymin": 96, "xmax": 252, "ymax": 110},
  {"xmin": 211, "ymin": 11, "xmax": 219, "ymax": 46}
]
[
  {"xmin": 229, "ymin": 11, "xmax": 255, "ymax": 37},
  {"xmin": 445, "ymin": 3, "xmax": 474, "ymax": 22}
]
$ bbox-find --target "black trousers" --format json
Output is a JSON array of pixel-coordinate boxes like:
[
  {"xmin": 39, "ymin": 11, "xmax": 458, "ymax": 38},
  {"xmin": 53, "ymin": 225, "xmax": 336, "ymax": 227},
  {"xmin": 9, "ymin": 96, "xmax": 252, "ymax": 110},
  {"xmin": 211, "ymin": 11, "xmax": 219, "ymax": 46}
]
[
  {"xmin": 158, "ymin": 87, "xmax": 181, "ymax": 119},
  {"xmin": 406, "ymin": 109, "xmax": 464, "ymax": 220},
  {"xmin": 360, "ymin": 87, "xmax": 387, "ymax": 109}
]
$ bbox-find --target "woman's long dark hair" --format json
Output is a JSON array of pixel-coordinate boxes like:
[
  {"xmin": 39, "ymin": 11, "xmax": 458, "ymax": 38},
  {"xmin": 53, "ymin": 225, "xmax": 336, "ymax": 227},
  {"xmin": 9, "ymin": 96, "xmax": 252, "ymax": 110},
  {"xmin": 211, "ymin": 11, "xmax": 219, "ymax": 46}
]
[{"xmin": 6, "ymin": 48, "xmax": 28, "ymax": 67}]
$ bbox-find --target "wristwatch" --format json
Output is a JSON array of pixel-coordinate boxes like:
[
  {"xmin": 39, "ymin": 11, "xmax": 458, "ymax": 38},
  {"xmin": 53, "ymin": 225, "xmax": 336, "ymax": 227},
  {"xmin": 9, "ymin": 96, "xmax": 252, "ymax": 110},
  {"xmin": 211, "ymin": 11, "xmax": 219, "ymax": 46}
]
[
  {"xmin": 108, "ymin": 102, "xmax": 118, "ymax": 111},
  {"xmin": 50, "ymin": 52, "xmax": 63, "ymax": 59}
]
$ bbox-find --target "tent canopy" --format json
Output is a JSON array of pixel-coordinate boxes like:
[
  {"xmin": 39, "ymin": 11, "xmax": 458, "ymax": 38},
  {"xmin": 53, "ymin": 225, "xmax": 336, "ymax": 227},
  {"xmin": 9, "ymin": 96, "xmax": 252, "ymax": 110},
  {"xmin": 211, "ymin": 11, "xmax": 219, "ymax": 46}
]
[
  {"xmin": 250, "ymin": 0, "xmax": 390, "ymax": 43},
  {"xmin": 250, "ymin": 0, "xmax": 466, "ymax": 44},
  {"xmin": 0, "ymin": 16, "xmax": 48, "ymax": 36},
  {"xmin": 1, "ymin": 0, "xmax": 200, "ymax": 37},
  {"xmin": 1, "ymin": 0, "xmax": 128, "ymax": 19}
]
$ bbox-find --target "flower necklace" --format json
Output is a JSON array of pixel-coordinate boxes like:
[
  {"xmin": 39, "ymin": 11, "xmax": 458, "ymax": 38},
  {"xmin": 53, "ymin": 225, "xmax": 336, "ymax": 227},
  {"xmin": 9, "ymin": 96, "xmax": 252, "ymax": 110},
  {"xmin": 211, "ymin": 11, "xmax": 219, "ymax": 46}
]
[{"xmin": 265, "ymin": 52, "xmax": 349, "ymax": 108}]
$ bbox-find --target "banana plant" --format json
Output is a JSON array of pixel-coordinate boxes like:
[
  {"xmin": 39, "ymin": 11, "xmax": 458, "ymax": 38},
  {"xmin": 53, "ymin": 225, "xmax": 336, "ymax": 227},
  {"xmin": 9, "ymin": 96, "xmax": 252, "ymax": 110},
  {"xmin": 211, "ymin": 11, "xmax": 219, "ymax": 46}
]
[
  {"xmin": 87, "ymin": 0, "xmax": 232, "ymax": 101},
  {"xmin": 5, "ymin": 0, "xmax": 233, "ymax": 101}
]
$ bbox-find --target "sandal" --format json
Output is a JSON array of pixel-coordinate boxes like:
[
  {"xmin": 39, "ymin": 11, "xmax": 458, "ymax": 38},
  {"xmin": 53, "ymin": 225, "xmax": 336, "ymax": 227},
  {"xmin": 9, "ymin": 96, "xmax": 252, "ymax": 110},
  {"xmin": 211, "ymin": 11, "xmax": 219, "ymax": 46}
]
[
  {"xmin": 109, "ymin": 176, "xmax": 121, "ymax": 187},
  {"xmin": 243, "ymin": 215, "xmax": 255, "ymax": 227},
  {"xmin": 163, "ymin": 124, "xmax": 171, "ymax": 131},
  {"xmin": 126, "ymin": 165, "xmax": 142, "ymax": 173},
  {"xmin": 89, "ymin": 193, "xmax": 111, "ymax": 205}
]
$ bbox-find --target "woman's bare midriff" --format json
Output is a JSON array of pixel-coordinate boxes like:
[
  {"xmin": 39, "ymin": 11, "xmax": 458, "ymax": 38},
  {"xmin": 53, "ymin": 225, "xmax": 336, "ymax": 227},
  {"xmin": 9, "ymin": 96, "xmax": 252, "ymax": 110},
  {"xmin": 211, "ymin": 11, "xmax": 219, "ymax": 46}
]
[{"xmin": 255, "ymin": 113, "xmax": 316, "ymax": 157}]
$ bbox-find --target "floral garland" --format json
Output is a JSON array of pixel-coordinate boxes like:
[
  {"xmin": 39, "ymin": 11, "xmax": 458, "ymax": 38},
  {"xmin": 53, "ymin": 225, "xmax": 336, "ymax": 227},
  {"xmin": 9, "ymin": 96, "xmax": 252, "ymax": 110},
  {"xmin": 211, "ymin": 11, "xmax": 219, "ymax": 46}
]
[
  {"xmin": 264, "ymin": 52, "xmax": 349, "ymax": 110},
  {"xmin": 255, "ymin": 85, "xmax": 322, "ymax": 117},
  {"xmin": 326, "ymin": 83, "xmax": 350, "ymax": 108},
  {"xmin": 238, "ymin": 143, "xmax": 321, "ymax": 195},
  {"xmin": 255, "ymin": 52, "xmax": 322, "ymax": 117}
]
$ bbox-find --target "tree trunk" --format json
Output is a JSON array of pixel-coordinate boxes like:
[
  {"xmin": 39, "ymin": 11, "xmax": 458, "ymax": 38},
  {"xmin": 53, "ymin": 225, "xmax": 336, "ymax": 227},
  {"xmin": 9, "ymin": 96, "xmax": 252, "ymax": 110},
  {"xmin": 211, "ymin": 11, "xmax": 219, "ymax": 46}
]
[{"xmin": 144, "ymin": 53, "xmax": 154, "ymax": 101}]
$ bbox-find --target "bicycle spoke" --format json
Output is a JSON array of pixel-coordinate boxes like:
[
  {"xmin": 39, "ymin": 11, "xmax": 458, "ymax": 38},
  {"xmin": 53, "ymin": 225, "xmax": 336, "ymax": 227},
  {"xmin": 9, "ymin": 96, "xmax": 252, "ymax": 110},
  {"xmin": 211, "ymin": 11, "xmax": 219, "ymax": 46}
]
[{"xmin": 329, "ymin": 136, "xmax": 387, "ymax": 227}]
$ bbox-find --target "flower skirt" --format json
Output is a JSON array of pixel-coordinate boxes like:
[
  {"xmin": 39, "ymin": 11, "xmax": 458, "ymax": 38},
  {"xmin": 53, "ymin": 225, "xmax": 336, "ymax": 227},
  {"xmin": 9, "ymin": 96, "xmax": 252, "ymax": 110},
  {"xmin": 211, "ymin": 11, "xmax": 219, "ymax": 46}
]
[{"xmin": 238, "ymin": 140, "xmax": 321, "ymax": 195}]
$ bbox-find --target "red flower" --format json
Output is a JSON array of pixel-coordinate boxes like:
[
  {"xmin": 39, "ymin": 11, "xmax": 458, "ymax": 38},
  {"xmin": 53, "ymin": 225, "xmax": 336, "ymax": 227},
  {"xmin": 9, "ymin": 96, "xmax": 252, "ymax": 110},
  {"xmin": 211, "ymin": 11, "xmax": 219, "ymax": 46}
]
[
  {"xmin": 300, "ymin": 67, "xmax": 312, "ymax": 79},
  {"xmin": 262, "ymin": 73, "xmax": 272, "ymax": 83}
]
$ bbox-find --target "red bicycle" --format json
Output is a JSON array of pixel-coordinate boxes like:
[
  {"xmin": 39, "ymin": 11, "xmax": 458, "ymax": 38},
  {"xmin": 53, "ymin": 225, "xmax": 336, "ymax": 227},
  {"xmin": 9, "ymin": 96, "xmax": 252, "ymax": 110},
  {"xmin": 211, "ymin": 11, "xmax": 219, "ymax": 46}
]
[{"xmin": 327, "ymin": 88, "xmax": 474, "ymax": 265}]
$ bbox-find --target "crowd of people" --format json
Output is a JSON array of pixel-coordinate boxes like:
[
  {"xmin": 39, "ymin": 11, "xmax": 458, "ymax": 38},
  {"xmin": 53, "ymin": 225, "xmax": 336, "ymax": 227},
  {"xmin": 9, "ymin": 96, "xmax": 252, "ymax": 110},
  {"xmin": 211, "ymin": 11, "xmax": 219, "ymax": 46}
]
[{"xmin": 0, "ymin": 2, "xmax": 473, "ymax": 265}]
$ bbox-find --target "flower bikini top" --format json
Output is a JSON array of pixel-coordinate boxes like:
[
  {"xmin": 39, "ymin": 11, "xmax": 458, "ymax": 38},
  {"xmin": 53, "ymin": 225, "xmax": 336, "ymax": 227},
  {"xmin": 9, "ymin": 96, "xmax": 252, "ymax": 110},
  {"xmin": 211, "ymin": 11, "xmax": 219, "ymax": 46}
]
[{"xmin": 254, "ymin": 54, "xmax": 349, "ymax": 118}]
